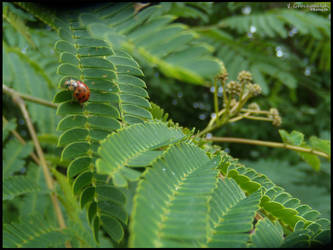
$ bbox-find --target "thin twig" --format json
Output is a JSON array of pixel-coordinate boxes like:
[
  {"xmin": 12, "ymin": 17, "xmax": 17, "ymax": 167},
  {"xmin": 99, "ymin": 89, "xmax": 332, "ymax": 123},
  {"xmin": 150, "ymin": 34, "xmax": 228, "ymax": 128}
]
[
  {"xmin": 3, "ymin": 85, "xmax": 57, "ymax": 108},
  {"xmin": 3, "ymin": 85, "xmax": 70, "ymax": 247}
]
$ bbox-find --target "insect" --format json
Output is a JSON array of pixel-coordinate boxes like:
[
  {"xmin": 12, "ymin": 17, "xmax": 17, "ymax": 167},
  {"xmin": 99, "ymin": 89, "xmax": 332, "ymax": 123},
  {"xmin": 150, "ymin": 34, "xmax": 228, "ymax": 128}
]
[{"xmin": 64, "ymin": 79, "xmax": 90, "ymax": 103}]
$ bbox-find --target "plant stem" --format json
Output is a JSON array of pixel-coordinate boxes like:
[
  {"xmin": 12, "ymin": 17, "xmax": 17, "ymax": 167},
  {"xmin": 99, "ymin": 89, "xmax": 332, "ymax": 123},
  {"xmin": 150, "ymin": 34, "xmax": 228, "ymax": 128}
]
[
  {"xmin": 228, "ymin": 112, "xmax": 251, "ymax": 123},
  {"xmin": 205, "ymin": 136, "xmax": 330, "ymax": 159},
  {"xmin": 3, "ymin": 85, "xmax": 57, "ymax": 108},
  {"xmin": 240, "ymin": 108, "xmax": 270, "ymax": 115},
  {"xmin": 231, "ymin": 93, "xmax": 251, "ymax": 116},
  {"xmin": 239, "ymin": 115, "xmax": 272, "ymax": 122},
  {"xmin": 213, "ymin": 77, "xmax": 220, "ymax": 125}
]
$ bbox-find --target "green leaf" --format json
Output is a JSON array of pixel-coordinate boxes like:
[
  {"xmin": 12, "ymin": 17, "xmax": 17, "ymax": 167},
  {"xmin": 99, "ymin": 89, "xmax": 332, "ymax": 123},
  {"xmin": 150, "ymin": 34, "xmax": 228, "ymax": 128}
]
[
  {"xmin": 95, "ymin": 185, "xmax": 126, "ymax": 204},
  {"xmin": 85, "ymin": 103, "xmax": 120, "ymax": 118},
  {"xmin": 3, "ymin": 3, "xmax": 37, "ymax": 48},
  {"xmin": 3, "ymin": 118, "xmax": 17, "ymax": 142},
  {"xmin": 129, "ymin": 143, "xmax": 218, "ymax": 247},
  {"xmin": 120, "ymin": 167, "xmax": 141, "ymax": 181},
  {"xmin": 72, "ymin": 171, "xmax": 93, "ymax": 195},
  {"xmin": 282, "ymin": 229, "xmax": 311, "ymax": 247},
  {"xmin": 298, "ymin": 151, "xmax": 321, "ymax": 172},
  {"xmin": 55, "ymin": 40, "xmax": 76, "ymax": 54},
  {"xmin": 54, "ymin": 13, "xmax": 152, "ymax": 245},
  {"xmin": 87, "ymin": 116, "xmax": 121, "ymax": 131},
  {"xmin": 113, "ymin": 171, "xmax": 128, "ymax": 187},
  {"xmin": 67, "ymin": 156, "xmax": 91, "ymax": 178},
  {"xmin": 80, "ymin": 186, "xmax": 95, "ymax": 209},
  {"xmin": 122, "ymin": 104, "xmax": 152, "ymax": 119},
  {"xmin": 57, "ymin": 128, "xmax": 89, "ymax": 146},
  {"xmin": 96, "ymin": 121, "xmax": 184, "ymax": 187},
  {"xmin": 84, "ymin": 8, "xmax": 223, "ymax": 85},
  {"xmin": 3, "ymin": 215, "xmax": 68, "ymax": 248},
  {"xmin": 279, "ymin": 129, "xmax": 304, "ymax": 146},
  {"xmin": 127, "ymin": 150, "xmax": 164, "ymax": 167},
  {"xmin": 56, "ymin": 102, "xmax": 85, "ymax": 116},
  {"xmin": 98, "ymin": 200, "xmax": 128, "ymax": 224},
  {"xmin": 100, "ymin": 215, "xmax": 124, "ymax": 243},
  {"xmin": 81, "ymin": 57, "xmax": 115, "ymax": 69},
  {"xmin": 83, "ymin": 68, "xmax": 116, "ymax": 79},
  {"xmin": 57, "ymin": 115, "xmax": 87, "ymax": 131},
  {"xmin": 250, "ymin": 218, "xmax": 284, "ymax": 248},
  {"xmin": 61, "ymin": 142, "xmax": 90, "ymax": 161},
  {"xmin": 57, "ymin": 63, "xmax": 82, "ymax": 77},
  {"xmin": 3, "ymin": 175, "xmax": 40, "ymax": 200},
  {"xmin": 227, "ymin": 169, "xmax": 261, "ymax": 194},
  {"xmin": 3, "ymin": 141, "xmax": 34, "ymax": 178},
  {"xmin": 207, "ymin": 178, "xmax": 261, "ymax": 248},
  {"xmin": 92, "ymin": 215, "xmax": 99, "ymax": 242},
  {"xmin": 309, "ymin": 136, "xmax": 330, "ymax": 157},
  {"xmin": 220, "ymin": 153, "xmax": 323, "ymax": 229},
  {"xmin": 279, "ymin": 130, "xmax": 322, "ymax": 171}
]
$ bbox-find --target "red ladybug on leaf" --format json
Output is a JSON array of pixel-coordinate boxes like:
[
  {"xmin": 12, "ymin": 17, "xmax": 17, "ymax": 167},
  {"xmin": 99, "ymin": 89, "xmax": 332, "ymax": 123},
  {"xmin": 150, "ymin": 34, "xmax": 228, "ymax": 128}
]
[{"xmin": 64, "ymin": 79, "xmax": 90, "ymax": 103}]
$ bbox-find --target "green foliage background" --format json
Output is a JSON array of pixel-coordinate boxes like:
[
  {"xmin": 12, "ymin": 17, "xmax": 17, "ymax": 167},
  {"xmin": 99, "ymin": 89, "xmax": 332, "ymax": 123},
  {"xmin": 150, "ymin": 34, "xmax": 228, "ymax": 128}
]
[
  {"xmin": 2, "ymin": 2, "xmax": 330, "ymax": 248},
  {"xmin": 146, "ymin": 2, "xmax": 331, "ymax": 219}
]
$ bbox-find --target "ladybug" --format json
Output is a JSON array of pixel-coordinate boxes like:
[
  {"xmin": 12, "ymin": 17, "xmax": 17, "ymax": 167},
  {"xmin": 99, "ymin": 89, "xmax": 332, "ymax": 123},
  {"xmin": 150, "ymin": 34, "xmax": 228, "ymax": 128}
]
[{"xmin": 64, "ymin": 79, "xmax": 90, "ymax": 103}]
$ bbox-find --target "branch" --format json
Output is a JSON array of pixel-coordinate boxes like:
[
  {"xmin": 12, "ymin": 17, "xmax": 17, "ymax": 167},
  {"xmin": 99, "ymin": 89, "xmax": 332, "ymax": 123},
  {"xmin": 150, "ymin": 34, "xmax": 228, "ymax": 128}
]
[
  {"xmin": 3, "ymin": 85, "xmax": 57, "ymax": 108},
  {"xmin": 206, "ymin": 136, "xmax": 330, "ymax": 159}
]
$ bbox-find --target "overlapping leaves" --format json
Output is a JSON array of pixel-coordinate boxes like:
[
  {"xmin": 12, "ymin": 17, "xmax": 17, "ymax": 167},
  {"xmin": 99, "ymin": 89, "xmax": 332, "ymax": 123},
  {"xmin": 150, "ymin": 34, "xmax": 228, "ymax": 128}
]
[
  {"xmin": 129, "ymin": 142, "xmax": 219, "ymax": 247},
  {"xmin": 207, "ymin": 178, "xmax": 261, "ymax": 247},
  {"xmin": 53, "ymin": 9, "xmax": 152, "ymax": 244},
  {"xmin": 5, "ymin": 3, "xmax": 330, "ymax": 248},
  {"xmin": 3, "ymin": 215, "xmax": 68, "ymax": 248},
  {"xmin": 74, "ymin": 3, "xmax": 223, "ymax": 85},
  {"xmin": 96, "ymin": 121, "xmax": 185, "ymax": 187},
  {"xmin": 219, "ymin": 152, "xmax": 330, "ymax": 233}
]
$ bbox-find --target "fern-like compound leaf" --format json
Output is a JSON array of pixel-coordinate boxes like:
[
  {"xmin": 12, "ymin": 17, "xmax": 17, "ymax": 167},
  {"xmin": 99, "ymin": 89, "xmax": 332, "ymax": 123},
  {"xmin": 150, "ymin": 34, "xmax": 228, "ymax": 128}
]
[
  {"xmin": 129, "ymin": 142, "xmax": 219, "ymax": 247},
  {"xmin": 3, "ymin": 215, "xmax": 68, "ymax": 248},
  {"xmin": 54, "ymin": 7, "xmax": 152, "ymax": 244},
  {"xmin": 249, "ymin": 218, "xmax": 284, "ymax": 248},
  {"xmin": 207, "ymin": 178, "xmax": 261, "ymax": 248},
  {"xmin": 96, "ymin": 121, "xmax": 185, "ymax": 187},
  {"xmin": 78, "ymin": 3, "xmax": 224, "ymax": 85}
]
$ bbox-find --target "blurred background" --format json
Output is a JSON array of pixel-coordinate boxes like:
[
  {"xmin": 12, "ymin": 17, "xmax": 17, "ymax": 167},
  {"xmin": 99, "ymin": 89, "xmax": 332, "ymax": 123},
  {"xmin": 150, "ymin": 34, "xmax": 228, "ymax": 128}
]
[{"xmin": 143, "ymin": 2, "xmax": 331, "ymax": 218}]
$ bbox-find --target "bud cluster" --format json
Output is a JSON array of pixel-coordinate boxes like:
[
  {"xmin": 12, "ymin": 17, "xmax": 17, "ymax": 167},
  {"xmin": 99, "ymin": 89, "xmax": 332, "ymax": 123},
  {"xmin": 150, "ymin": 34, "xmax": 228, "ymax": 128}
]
[
  {"xmin": 269, "ymin": 108, "xmax": 282, "ymax": 126},
  {"xmin": 248, "ymin": 102, "xmax": 260, "ymax": 110},
  {"xmin": 237, "ymin": 70, "xmax": 253, "ymax": 83},
  {"xmin": 226, "ymin": 81, "xmax": 241, "ymax": 97},
  {"xmin": 246, "ymin": 83, "xmax": 262, "ymax": 97},
  {"xmin": 218, "ymin": 72, "xmax": 229, "ymax": 83}
]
